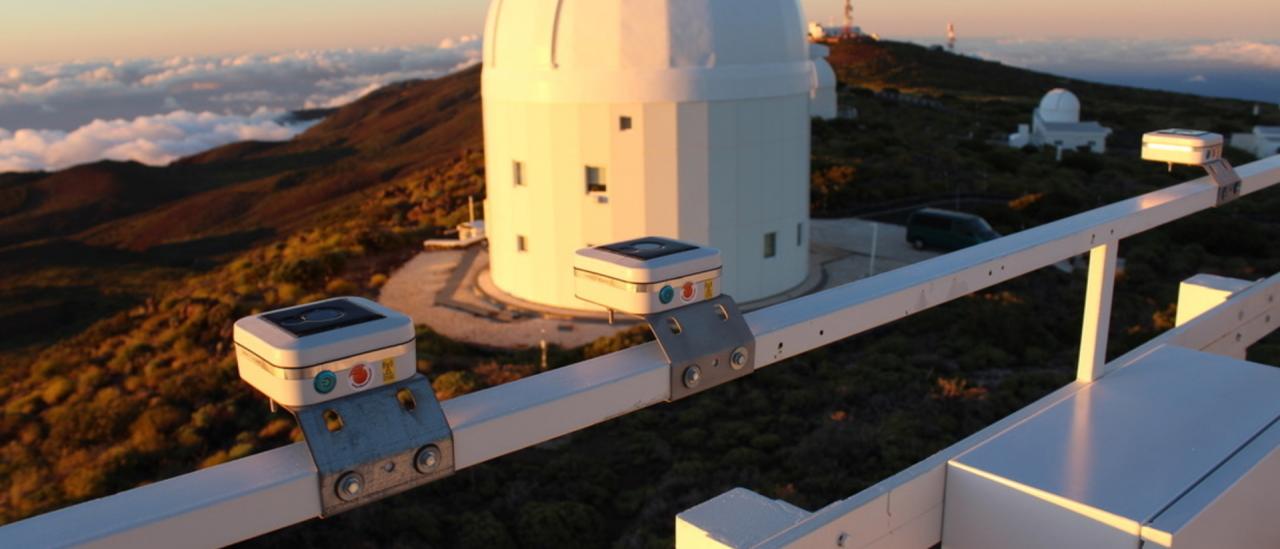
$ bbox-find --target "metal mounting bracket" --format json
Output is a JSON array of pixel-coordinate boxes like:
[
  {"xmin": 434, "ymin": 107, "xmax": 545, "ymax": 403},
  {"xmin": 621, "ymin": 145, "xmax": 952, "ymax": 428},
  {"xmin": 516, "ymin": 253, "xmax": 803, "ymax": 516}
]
[
  {"xmin": 1204, "ymin": 158, "xmax": 1242, "ymax": 206},
  {"xmin": 643, "ymin": 295, "xmax": 755, "ymax": 401},
  {"xmin": 289, "ymin": 374, "xmax": 453, "ymax": 517}
]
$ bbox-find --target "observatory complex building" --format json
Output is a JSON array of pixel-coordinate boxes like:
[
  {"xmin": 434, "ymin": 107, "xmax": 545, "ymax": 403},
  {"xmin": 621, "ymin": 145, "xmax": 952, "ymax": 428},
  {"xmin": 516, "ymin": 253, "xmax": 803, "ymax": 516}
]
[
  {"xmin": 482, "ymin": 0, "xmax": 834, "ymax": 310},
  {"xmin": 1009, "ymin": 89, "xmax": 1112, "ymax": 153}
]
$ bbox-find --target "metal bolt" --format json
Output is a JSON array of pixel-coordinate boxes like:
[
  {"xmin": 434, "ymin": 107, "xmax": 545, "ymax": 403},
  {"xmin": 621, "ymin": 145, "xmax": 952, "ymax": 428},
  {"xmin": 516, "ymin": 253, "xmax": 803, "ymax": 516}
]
[
  {"xmin": 415, "ymin": 445, "xmax": 442, "ymax": 474},
  {"xmin": 336, "ymin": 472, "xmax": 363, "ymax": 501},
  {"xmin": 683, "ymin": 365, "xmax": 702, "ymax": 389},
  {"xmin": 730, "ymin": 347, "xmax": 749, "ymax": 371},
  {"xmin": 382, "ymin": 461, "xmax": 396, "ymax": 473},
  {"xmin": 836, "ymin": 532, "xmax": 848, "ymax": 547}
]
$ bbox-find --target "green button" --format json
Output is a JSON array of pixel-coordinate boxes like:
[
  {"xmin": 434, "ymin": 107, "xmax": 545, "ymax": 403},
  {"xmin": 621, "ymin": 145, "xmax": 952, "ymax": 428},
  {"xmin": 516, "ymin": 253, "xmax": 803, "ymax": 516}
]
[{"xmin": 314, "ymin": 371, "xmax": 337, "ymax": 394}]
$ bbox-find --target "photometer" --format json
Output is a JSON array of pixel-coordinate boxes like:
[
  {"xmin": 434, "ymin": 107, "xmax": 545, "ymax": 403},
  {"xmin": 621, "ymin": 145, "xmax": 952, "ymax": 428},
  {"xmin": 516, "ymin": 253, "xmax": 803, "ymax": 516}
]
[
  {"xmin": 233, "ymin": 296, "xmax": 417, "ymax": 407},
  {"xmin": 1141, "ymin": 129, "xmax": 1225, "ymax": 166},
  {"xmin": 574, "ymin": 237, "xmax": 721, "ymax": 316}
]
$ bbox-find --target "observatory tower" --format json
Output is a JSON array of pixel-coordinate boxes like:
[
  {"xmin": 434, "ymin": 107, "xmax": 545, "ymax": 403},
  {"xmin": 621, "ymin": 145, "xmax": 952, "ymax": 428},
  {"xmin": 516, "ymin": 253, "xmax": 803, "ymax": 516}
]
[{"xmin": 481, "ymin": 0, "xmax": 815, "ymax": 310}]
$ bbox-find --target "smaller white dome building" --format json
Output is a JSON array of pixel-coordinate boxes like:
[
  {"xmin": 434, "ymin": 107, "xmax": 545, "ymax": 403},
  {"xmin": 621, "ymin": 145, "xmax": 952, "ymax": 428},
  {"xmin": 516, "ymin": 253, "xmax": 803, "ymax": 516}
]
[
  {"xmin": 1229, "ymin": 126, "xmax": 1280, "ymax": 159},
  {"xmin": 809, "ymin": 44, "xmax": 838, "ymax": 120},
  {"xmin": 1009, "ymin": 89, "xmax": 1112, "ymax": 153}
]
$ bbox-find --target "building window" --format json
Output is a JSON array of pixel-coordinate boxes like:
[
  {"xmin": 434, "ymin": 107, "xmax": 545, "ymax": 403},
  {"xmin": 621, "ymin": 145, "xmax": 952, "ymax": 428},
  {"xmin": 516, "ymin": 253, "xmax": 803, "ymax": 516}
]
[
  {"xmin": 796, "ymin": 223, "xmax": 804, "ymax": 246},
  {"xmin": 619, "ymin": 116, "xmax": 632, "ymax": 131},
  {"xmin": 764, "ymin": 232, "xmax": 777, "ymax": 258},
  {"xmin": 517, "ymin": 235, "xmax": 527, "ymax": 252},
  {"xmin": 513, "ymin": 161, "xmax": 525, "ymax": 186},
  {"xmin": 585, "ymin": 166, "xmax": 607, "ymax": 193}
]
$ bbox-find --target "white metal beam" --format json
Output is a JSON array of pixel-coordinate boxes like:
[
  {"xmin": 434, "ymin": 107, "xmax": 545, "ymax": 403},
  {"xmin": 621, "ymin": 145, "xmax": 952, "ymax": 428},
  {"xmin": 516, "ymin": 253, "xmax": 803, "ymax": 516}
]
[
  {"xmin": 2, "ymin": 156, "xmax": 1277, "ymax": 548},
  {"xmin": 0, "ymin": 443, "xmax": 319, "ymax": 549}
]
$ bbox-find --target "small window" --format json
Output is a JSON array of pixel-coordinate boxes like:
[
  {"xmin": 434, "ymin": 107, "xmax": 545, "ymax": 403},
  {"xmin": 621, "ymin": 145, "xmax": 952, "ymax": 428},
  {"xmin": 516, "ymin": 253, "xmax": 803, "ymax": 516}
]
[
  {"xmin": 513, "ymin": 161, "xmax": 525, "ymax": 186},
  {"xmin": 796, "ymin": 222, "xmax": 804, "ymax": 246},
  {"xmin": 619, "ymin": 116, "xmax": 632, "ymax": 131},
  {"xmin": 585, "ymin": 166, "xmax": 607, "ymax": 193},
  {"xmin": 764, "ymin": 232, "xmax": 777, "ymax": 258},
  {"xmin": 517, "ymin": 235, "xmax": 527, "ymax": 252}
]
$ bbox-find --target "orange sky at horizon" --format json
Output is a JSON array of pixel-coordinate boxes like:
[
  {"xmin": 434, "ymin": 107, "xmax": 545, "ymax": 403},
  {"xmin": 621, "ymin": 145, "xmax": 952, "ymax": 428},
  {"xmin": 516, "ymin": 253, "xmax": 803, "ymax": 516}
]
[{"xmin": 1, "ymin": 0, "xmax": 1277, "ymax": 65}]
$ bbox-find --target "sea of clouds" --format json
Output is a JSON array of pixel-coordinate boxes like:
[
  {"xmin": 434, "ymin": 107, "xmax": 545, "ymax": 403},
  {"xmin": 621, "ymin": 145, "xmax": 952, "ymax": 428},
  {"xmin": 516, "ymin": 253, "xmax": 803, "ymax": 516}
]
[
  {"xmin": 958, "ymin": 39, "xmax": 1280, "ymax": 105},
  {"xmin": 0, "ymin": 36, "xmax": 481, "ymax": 173}
]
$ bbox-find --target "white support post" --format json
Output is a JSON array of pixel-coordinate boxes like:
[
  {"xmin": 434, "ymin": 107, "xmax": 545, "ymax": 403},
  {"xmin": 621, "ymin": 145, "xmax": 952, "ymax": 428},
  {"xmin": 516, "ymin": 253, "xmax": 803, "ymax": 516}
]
[{"xmin": 1077, "ymin": 242, "xmax": 1118, "ymax": 382}]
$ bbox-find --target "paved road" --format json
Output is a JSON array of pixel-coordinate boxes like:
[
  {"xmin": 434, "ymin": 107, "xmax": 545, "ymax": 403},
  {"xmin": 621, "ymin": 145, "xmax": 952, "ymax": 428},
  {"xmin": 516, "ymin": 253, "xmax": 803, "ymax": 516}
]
[{"xmin": 379, "ymin": 218, "xmax": 941, "ymax": 349}]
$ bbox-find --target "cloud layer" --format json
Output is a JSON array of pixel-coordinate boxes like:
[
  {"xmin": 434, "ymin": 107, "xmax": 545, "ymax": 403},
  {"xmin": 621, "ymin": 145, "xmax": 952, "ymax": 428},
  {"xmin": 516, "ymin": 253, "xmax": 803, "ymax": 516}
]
[
  {"xmin": 0, "ymin": 37, "xmax": 481, "ymax": 173},
  {"xmin": 961, "ymin": 38, "xmax": 1280, "ymax": 104},
  {"xmin": 0, "ymin": 109, "xmax": 312, "ymax": 173}
]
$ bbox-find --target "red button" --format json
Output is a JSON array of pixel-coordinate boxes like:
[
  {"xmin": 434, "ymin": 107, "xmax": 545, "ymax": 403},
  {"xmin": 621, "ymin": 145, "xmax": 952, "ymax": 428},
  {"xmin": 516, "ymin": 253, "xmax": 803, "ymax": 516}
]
[
  {"xmin": 350, "ymin": 364, "xmax": 372, "ymax": 388},
  {"xmin": 681, "ymin": 282, "xmax": 696, "ymax": 302}
]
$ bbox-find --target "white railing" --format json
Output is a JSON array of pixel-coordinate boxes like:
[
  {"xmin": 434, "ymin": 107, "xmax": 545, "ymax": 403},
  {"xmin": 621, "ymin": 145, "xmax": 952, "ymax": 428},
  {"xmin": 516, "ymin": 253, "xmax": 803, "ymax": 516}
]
[{"xmin": 2, "ymin": 155, "xmax": 1278, "ymax": 548}]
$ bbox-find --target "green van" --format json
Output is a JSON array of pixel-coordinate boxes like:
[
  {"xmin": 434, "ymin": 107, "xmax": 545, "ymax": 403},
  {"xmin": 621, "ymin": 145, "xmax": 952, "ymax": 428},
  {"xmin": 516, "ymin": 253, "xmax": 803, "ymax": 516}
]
[{"xmin": 905, "ymin": 208, "xmax": 1000, "ymax": 251}]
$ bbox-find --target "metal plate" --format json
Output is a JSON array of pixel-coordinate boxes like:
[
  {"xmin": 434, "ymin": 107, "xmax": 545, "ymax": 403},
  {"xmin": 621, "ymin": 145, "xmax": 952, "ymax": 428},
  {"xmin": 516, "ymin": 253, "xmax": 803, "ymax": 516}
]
[
  {"xmin": 644, "ymin": 295, "xmax": 755, "ymax": 401},
  {"xmin": 1205, "ymin": 159, "xmax": 1242, "ymax": 205},
  {"xmin": 292, "ymin": 375, "xmax": 453, "ymax": 517}
]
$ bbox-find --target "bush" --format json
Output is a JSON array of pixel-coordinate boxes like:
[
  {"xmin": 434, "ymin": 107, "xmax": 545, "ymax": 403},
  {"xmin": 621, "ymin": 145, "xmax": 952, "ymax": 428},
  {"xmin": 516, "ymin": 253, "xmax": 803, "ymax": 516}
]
[{"xmin": 516, "ymin": 501, "xmax": 605, "ymax": 549}]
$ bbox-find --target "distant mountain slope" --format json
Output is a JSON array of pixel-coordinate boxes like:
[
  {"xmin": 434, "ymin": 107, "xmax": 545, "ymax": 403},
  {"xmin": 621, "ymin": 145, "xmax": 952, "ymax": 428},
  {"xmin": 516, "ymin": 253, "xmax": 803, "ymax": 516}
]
[
  {"xmin": 1, "ymin": 66, "xmax": 482, "ymax": 251},
  {"xmin": 0, "ymin": 66, "xmax": 482, "ymax": 352}
]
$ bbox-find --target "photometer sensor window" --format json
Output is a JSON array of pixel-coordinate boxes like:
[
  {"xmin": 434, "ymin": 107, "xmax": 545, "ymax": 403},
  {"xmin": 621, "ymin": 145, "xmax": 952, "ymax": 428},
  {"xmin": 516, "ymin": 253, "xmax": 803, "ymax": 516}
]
[
  {"xmin": 264, "ymin": 299, "xmax": 386, "ymax": 337},
  {"xmin": 599, "ymin": 238, "xmax": 696, "ymax": 261}
]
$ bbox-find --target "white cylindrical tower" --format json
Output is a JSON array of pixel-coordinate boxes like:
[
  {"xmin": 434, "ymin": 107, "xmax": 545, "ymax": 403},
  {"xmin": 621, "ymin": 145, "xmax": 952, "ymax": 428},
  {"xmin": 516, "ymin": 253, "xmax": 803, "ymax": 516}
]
[{"xmin": 482, "ymin": 0, "xmax": 812, "ymax": 310}]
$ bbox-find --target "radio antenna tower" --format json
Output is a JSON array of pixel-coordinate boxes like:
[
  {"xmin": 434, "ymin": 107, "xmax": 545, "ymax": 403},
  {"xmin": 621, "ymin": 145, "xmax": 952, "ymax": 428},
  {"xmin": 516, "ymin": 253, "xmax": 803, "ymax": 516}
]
[
  {"xmin": 843, "ymin": 0, "xmax": 854, "ymax": 39},
  {"xmin": 947, "ymin": 22, "xmax": 957, "ymax": 52}
]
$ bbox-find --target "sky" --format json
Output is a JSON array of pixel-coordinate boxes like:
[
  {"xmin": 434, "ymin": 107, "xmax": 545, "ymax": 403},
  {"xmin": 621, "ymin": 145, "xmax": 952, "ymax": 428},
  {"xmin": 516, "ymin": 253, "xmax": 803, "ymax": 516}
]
[
  {"xmin": 2, "ymin": 0, "xmax": 1278, "ymax": 64},
  {"xmin": 1, "ymin": 0, "xmax": 1278, "ymax": 173}
]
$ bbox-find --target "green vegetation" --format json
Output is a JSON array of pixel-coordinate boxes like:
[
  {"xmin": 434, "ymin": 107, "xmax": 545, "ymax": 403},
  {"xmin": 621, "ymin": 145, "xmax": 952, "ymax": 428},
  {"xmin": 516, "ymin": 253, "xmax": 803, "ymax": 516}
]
[{"xmin": 1, "ymin": 40, "xmax": 1278, "ymax": 548}]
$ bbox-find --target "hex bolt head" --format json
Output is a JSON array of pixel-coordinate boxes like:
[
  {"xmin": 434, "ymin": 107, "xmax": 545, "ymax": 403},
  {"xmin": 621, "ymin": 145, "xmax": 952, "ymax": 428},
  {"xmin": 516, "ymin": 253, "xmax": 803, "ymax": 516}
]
[
  {"xmin": 336, "ymin": 472, "xmax": 364, "ymax": 501},
  {"xmin": 683, "ymin": 365, "xmax": 702, "ymax": 389},
  {"xmin": 730, "ymin": 347, "xmax": 749, "ymax": 371},
  {"xmin": 415, "ymin": 445, "xmax": 442, "ymax": 474}
]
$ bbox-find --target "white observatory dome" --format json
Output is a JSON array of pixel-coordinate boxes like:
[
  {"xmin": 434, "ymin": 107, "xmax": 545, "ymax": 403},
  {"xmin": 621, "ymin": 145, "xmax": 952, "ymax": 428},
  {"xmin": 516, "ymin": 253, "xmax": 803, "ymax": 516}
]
[
  {"xmin": 1038, "ymin": 88, "xmax": 1081, "ymax": 123},
  {"xmin": 481, "ymin": 0, "xmax": 814, "ymax": 310},
  {"xmin": 482, "ymin": 0, "xmax": 812, "ymax": 104}
]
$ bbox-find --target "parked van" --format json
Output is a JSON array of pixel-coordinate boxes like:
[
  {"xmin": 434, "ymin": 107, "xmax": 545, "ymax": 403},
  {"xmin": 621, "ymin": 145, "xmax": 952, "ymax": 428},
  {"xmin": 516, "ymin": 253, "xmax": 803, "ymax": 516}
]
[{"xmin": 905, "ymin": 208, "xmax": 1000, "ymax": 251}]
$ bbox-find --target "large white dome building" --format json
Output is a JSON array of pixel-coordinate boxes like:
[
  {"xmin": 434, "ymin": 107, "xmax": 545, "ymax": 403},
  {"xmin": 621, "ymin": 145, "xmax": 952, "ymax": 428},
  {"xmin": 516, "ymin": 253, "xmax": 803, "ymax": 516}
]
[
  {"xmin": 481, "ymin": 0, "xmax": 823, "ymax": 310},
  {"xmin": 1009, "ymin": 88, "xmax": 1112, "ymax": 153}
]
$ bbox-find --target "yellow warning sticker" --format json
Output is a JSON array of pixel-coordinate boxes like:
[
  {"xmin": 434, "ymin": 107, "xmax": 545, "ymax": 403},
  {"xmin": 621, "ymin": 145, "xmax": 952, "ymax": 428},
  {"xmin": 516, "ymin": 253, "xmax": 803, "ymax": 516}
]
[
  {"xmin": 381, "ymin": 358, "xmax": 397, "ymax": 383},
  {"xmin": 703, "ymin": 279, "xmax": 714, "ymax": 299}
]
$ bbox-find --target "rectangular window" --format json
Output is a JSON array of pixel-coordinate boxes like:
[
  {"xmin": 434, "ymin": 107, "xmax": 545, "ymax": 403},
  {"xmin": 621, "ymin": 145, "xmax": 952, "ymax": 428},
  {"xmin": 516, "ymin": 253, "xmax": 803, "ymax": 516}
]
[
  {"xmin": 585, "ymin": 166, "xmax": 607, "ymax": 193},
  {"xmin": 764, "ymin": 232, "xmax": 777, "ymax": 258},
  {"xmin": 796, "ymin": 223, "xmax": 804, "ymax": 246},
  {"xmin": 619, "ymin": 116, "xmax": 632, "ymax": 131},
  {"xmin": 517, "ymin": 235, "xmax": 527, "ymax": 252},
  {"xmin": 513, "ymin": 161, "xmax": 525, "ymax": 186}
]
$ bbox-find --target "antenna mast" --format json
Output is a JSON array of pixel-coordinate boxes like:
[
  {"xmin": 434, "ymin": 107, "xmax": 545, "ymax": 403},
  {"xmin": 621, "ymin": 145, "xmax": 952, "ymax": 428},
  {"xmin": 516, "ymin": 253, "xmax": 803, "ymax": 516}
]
[
  {"xmin": 947, "ymin": 22, "xmax": 957, "ymax": 52},
  {"xmin": 843, "ymin": 0, "xmax": 854, "ymax": 39}
]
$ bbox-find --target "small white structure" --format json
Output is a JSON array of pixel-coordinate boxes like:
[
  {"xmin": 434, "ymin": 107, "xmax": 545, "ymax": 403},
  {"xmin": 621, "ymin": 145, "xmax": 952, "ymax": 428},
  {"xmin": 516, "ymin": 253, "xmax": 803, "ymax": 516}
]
[
  {"xmin": 1009, "ymin": 89, "xmax": 1112, "ymax": 153},
  {"xmin": 807, "ymin": 22, "xmax": 828, "ymax": 41},
  {"xmin": 482, "ymin": 0, "xmax": 814, "ymax": 310},
  {"xmin": 1229, "ymin": 126, "xmax": 1280, "ymax": 158},
  {"xmin": 809, "ymin": 44, "xmax": 838, "ymax": 120}
]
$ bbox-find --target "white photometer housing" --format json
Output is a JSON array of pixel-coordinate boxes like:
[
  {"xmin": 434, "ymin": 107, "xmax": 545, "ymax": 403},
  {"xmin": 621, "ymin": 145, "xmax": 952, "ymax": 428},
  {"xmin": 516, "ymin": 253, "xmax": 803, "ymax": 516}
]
[
  {"xmin": 1142, "ymin": 129, "xmax": 1225, "ymax": 166},
  {"xmin": 233, "ymin": 297, "xmax": 416, "ymax": 407},
  {"xmin": 574, "ymin": 237, "xmax": 722, "ymax": 316}
]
